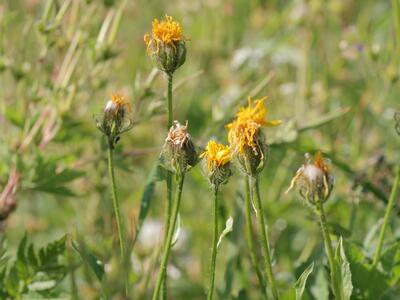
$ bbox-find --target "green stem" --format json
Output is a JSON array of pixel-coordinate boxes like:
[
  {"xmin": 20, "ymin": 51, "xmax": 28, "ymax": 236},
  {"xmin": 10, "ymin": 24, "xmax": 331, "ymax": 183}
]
[
  {"xmin": 152, "ymin": 175, "xmax": 185, "ymax": 300},
  {"xmin": 167, "ymin": 73, "xmax": 173, "ymax": 128},
  {"xmin": 244, "ymin": 177, "xmax": 268, "ymax": 300},
  {"xmin": 252, "ymin": 176, "xmax": 279, "ymax": 300},
  {"xmin": 107, "ymin": 145, "xmax": 125, "ymax": 257},
  {"xmin": 315, "ymin": 199, "xmax": 341, "ymax": 300},
  {"xmin": 207, "ymin": 186, "xmax": 219, "ymax": 300},
  {"xmin": 372, "ymin": 165, "xmax": 400, "ymax": 267},
  {"xmin": 161, "ymin": 72, "xmax": 174, "ymax": 300}
]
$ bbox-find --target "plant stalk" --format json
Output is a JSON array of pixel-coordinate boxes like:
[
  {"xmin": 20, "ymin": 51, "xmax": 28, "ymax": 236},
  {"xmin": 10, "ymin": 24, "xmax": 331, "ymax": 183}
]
[
  {"xmin": 252, "ymin": 176, "xmax": 279, "ymax": 300},
  {"xmin": 161, "ymin": 72, "xmax": 174, "ymax": 299},
  {"xmin": 107, "ymin": 145, "xmax": 125, "ymax": 258},
  {"xmin": 372, "ymin": 165, "xmax": 400, "ymax": 267},
  {"xmin": 244, "ymin": 177, "xmax": 268, "ymax": 300},
  {"xmin": 207, "ymin": 186, "xmax": 219, "ymax": 300},
  {"xmin": 152, "ymin": 174, "xmax": 185, "ymax": 300},
  {"xmin": 315, "ymin": 199, "xmax": 342, "ymax": 300}
]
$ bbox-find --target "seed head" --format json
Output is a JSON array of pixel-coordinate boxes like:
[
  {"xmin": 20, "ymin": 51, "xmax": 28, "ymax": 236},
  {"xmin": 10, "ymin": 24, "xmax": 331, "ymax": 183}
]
[
  {"xmin": 162, "ymin": 121, "xmax": 197, "ymax": 174},
  {"xmin": 286, "ymin": 152, "xmax": 335, "ymax": 204},
  {"xmin": 96, "ymin": 94, "xmax": 133, "ymax": 148},
  {"xmin": 200, "ymin": 140, "xmax": 232, "ymax": 187},
  {"xmin": 144, "ymin": 15, "xmax": 187, "ymax": 74},
  {"xmin": 227, "ymin": 96, "xmax": 281, "ymax": 175}
]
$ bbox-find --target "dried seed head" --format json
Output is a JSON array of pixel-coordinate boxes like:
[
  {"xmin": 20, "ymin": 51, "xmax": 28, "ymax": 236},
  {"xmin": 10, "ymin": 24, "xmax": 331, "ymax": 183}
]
[
  {"xmin": 144, "ymin": 15, "xmax": 187, "ymax": 74},
  {"xmin": 162, "ymin": 121, "xmax": 197, "ymax": 174},
  {"xmin": 95, "ymin": 94, "xmax": 133, "ymax": 148},
  {"xmin": 227, "ymin": 96, "xmax": 281, "ymax": 175},
  {"xmin": 286, "ymin": 152, "xmax": 335, "ymax": 204},
  {"xmin": 200, "ymin": 140, "xmax": 232, "ymax": 187}
]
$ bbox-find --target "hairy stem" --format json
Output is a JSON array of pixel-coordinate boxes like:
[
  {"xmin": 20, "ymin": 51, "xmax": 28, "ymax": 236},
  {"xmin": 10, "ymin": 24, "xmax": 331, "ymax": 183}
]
[
  {"xmin": 152, "ymin": 175, "xmax": 185, "ymax": 300},
  {"xmin": 107, "ymin": 145, "xmax": 125, "ymax": 257},
  {"xmin": 161, "ymin": 72, "xmax": 174, "ymax": 299},
  {"xmin": 207, "ymin": 186, "xmax": 219, "ymax": 300},
  {"xmin": 252, "ymin": 176, "xmax": 279, "ymax": 300},
  {"xmin": 315, "ymin": 199, "xmax": 342, "ymax": 300},
  {"xmin": 244, "ymin": 177, "xmax": 268, "ymax": 300},
  {"xmin": 167, "ymin": 73, "xmax": 173, "ymax": 128},
  {"xmin": 372, "ymin": 165, "xmax": 400, "ymax": 267}
]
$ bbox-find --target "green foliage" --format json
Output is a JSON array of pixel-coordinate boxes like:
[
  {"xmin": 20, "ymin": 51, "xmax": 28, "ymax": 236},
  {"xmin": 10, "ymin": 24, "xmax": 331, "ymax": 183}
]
[
  {"xmin": 0, "ymin": 234, "xmax": 67, "ymax": 299},
  {"xmin": 345, "ymin": 241, "xmax": 392, "ymax": 300},
  {"xmin": 24, "ymin": 154, "xmax": 85, "ymax": 197},
  {"xmin": 72, "ymin": 239, "xmax": 105, "ymax": 283},
  {"xmin": 0, "ymin": 0, "xmax": 400, "ymax": 299},
  {"xmin": 294, "ymin": 262, "xmax": 314, "ymax": 300},
  {"xmin": 334, "ymin": 238, "xmax": 353, "ymax": 300}
]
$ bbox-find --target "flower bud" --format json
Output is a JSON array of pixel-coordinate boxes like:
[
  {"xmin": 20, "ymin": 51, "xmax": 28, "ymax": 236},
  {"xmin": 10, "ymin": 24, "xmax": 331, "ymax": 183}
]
[
  {"xmin": 95, "ymin": 94, "xmax": 133, "ymax": 148},
  {"xmin": 161, "ymin": 121, "xmax": 197, "ymax": 174},
  {"xmin": 286, "ymin": 152, "xmax": 335, "ymax": 204},
  {"xmin": 144, "ymin": 15, "xmax": 187, "ymax": 75},
  {"xmin": 200, "ymin": 140, "xmax": 232, "ymax": 187}
]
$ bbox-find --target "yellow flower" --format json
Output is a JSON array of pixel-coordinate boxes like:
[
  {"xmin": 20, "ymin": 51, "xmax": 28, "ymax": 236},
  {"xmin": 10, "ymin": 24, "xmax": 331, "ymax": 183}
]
[
  {"xmin": 227, "ymin": 120, "xmax": 260, "ymax": 154},
  {"xmin": 235, "ymin": 97, "xmax": 282, "ymax": 127},
  {"xmin": 200, "ymin": 140, "xmax": 232, "ymax": 171},
  {"xmin": 105, "ymin": 94, "xmax": 131, "ymax": 115},
  {"xmin": 227, "ymin": 96, "xmax": 281, "ymax": 153},
  {"xmin": 144, "ymin": 15, "xmax": 184, "ymax": 52}
]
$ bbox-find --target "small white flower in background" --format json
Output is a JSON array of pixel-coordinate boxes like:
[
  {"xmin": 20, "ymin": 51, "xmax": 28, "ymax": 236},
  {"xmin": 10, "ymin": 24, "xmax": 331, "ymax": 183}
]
[{"xmin": 138, "ymin": 219, "xmax": 164, "ymax": 249}]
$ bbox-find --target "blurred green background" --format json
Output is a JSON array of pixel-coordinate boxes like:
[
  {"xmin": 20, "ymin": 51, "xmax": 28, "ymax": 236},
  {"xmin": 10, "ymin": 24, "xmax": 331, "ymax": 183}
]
[{"xmin": 0, "ymin": 0, "xmax": 399, "ymax": 299}]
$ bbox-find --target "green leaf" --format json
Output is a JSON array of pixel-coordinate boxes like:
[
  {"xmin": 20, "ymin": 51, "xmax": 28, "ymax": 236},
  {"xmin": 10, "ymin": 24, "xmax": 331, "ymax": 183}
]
[
  {"xmin": 295, "ymin": 262, "xmax": 314, "ymax": 300},
  {"xmin": 381, "ymin": 242, "xmax": 400, "ymax": 285},
  {"xmin": 72, "ymin": 241, "xmax": 104, "ymax": 282},
  {"xmin": 335, "ymin": 238, "xmax": 353, "ymax": 300},
  {"xmin": 344, "ymin": 241, "xmax": 390, "ymax": 299},
  {"xmin": 298, "ymin": 107, "xmax": 350, "ymax": 132},
  {"xmin": 27, "ymin": 244, "xmax": 38, "ymax": 268},
  {"xmin": 136, "ymin": 156, "xmax": 166, "ymax": 239},
  {"xmin": 27, "ymin": 154, "xmax": 84, "ymax": 197},
  {"xmin": 1, "ymin": 234, "xmax": 67, "ymax": 298},
  {"xmin": 38, "ymin": 235, "xmax": 66, "ymax": 267}
]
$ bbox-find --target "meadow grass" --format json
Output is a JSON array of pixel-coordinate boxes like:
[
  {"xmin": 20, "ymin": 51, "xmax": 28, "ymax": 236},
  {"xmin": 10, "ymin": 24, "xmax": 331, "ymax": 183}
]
[{"xmin": 0, "ymin": 0, "xmax": 400, "ymax": 299}]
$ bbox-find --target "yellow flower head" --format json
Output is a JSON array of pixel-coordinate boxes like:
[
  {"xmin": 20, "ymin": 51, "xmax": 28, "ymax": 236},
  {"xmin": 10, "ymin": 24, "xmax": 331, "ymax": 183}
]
[
  {"xmin": 235, "ymin": 97, "xmax": 282, "ymax": 127},
  {"xmin": 227, "ymin": 96, "xmax": 281, "ymax": 153},
  {"xmin": 200, "ymin": 140, "xmax": 232, "ymax": 170},
  {"xmin": 227, "ymin": 120, "xmax": 260, "ymax": 154},
  {"xmin": 144, "ymin": 15, "xmax": 184, "ymax": 51},
  {"xmin": 105, "ymin": 94, "xmax": 131, "ymax": 115}
]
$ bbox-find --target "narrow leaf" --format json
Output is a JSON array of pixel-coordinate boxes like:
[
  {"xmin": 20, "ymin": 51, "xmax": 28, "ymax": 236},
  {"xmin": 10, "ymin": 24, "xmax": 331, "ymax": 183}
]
[
  {"xmin": 295, "ymin": 262, "xmax": 314, "ymax": 300},
  {"xmin": 138, "ymin": 157, "xmax": 165, "ymax": 227},
  {"xmin": 335, "ymin": 237, "xmax": 353, "ymax": 300},
  {"xmin": 72, "ymin": 241, "xmax": 104, "ymax": 282}
]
